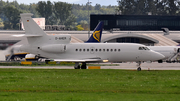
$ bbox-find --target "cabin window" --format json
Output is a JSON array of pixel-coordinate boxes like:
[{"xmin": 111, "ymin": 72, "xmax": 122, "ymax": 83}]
[
  {"xmin": 99, "ymin": 49, "xmax": 101, "ymax": 51},
  {"xmin": 96, "ymin": 49, "xmax": 98, "ymax": 51},
  {"xmin": 91, "ymin": 49, "xmax": 94, "ymax": 51},
  {"xmin": 79, "ymin": 49, "xmax": 82, "ymax": 51},
  {"xmin": 103, "ymin": 49, "xmax": 105, "ymax": 52},
  {"xmin": 114, "ymin": 49, "xmax": 117, "ymax": 51},
  {"xmin": 87, "ymin": 49, "xmax": 89, "ymax": 51},
  {"xmin": 76, "ymin": 49, "xmax": 78, "ymax": 51},
  {"xmin": 111, "ymin": 49, "xmax": 113, "ymax": 52},
  {"xmin": 118, "ymin": 49, "xmax": 121, "ymax": 51},
  {"xmin": 83, "ymin": 49, "xmax": 85, "ymax": 51},
  {"xmin": 107, "ymin": 49, "xmax": 109, "ymax": 52}
]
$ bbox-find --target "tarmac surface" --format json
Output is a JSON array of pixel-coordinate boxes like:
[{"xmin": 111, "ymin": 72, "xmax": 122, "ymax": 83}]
[{"xmin": 0, "ymin": 62, "xmax": 180, "ymax": 70}]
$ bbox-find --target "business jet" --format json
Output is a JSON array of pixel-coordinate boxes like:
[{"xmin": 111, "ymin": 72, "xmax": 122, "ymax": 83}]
[
  {"xmin": 91, "ymin": 26, "xmax": 180, "ymax": 63},
  {"xmin": 19, "ymin": 13, "xmax": 164, "ymax": 70},
  {"xmin": 5, "ymin": 20, "xmax": 104, "ymax": 61}
]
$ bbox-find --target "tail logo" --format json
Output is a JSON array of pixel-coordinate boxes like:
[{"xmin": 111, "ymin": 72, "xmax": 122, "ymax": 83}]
[{"xmin": 93, "ymin": 30, "xmax": 101, "ymax": 42}]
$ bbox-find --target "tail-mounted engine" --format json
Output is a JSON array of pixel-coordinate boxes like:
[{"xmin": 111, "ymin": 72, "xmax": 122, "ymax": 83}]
[{"xmin": 40, "ymin": 44, "xmax": 66, "ymax": 53}]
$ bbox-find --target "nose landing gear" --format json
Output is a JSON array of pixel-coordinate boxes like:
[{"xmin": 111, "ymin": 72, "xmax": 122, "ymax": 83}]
[{"xmin": 137, "ymin": 61, "xmax": 141, "ymax": 71}]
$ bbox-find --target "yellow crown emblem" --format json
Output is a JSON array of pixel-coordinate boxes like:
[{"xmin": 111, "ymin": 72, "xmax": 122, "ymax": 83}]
[{"xmin": 93, "ymin": 30, "xmax": 100, "ymax": 42}]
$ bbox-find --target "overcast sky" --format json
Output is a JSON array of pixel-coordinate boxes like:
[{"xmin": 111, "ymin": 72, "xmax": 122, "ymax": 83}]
[{"xmin": 7, "ymin": 0, "xmax": 118, "ymax": 6}]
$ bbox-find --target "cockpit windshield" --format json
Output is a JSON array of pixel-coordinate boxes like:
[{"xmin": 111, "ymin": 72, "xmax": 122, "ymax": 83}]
[
  {"xmin": 145, "ymin": 47, "xmax": 150, "ymax": 50},
  {"xmin": 139, "ymin": 47, "xmax": 150, "ymax": 50}
]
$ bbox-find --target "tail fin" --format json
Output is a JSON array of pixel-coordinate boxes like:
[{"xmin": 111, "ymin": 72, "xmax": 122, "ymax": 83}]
[
  {"xmin": 20, "ymin": 13, "xmax": 46, "ymax": 37},
  {"xmin": 86, "ymin": 21, "xmax": 104, "ymax": 43}
]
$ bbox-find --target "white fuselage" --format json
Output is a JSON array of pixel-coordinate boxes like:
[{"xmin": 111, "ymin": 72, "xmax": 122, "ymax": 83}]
[
  {"xmin": 148, "ymin": 46, "xmax": 180, "ymax": 60},
  {"xmin": 19, "ymin": 13, "xmax": 164, "ymax": 63},
  {"xmin": 20, "ymin": 43, "xmax": 164, "ymax": 62}
]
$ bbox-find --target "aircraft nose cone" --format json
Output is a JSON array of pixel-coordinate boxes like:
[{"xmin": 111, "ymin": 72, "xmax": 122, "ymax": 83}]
[{"xmin": 153, "ymin": 52, "xmax": 165, "ymax": 60}]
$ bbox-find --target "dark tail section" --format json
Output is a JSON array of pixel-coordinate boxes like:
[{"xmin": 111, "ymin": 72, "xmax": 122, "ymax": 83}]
[{"xmin": 86, "ymin": 21, "xmax": 104, "ymax": 43}]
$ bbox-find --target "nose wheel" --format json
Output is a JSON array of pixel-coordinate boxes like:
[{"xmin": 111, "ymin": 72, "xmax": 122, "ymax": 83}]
[
  {"xmin": 137, "ymin": 67, "xmax": 141, "ymax": 71},
  {"xmin": 137, "ymin": 61, "xmax": 141, "ymax": 71}
]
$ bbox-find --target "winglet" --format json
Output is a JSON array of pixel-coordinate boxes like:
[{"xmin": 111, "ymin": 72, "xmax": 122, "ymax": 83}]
[
  {"xmin": 20, "ymin": 13, "xmax": 46, "ymax": 37},
  {"xmin": 86, "ymin": 21, "xmax": 104, "ymax": 43}
]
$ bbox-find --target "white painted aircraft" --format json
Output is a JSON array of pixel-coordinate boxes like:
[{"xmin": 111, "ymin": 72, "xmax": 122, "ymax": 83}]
[
  {"xmin": 91, "ymin": 26, "xmax": 180, "ymax": 63},
  {"xmin": 5, "ymin": 20, "xmax": 104, "ymax": 61},
  {"xmin": 19, "ymin": 13, "xmax": 164, "ymax": 70},
  {"xmin": 148, "ymin": 46, "xmax": 180, "ymax": 63}
]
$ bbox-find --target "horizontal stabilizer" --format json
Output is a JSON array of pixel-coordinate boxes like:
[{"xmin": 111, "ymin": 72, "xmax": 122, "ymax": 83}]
[{"xmin": 24, "ymin": 34, "xmax": 42, "ymax": 37}]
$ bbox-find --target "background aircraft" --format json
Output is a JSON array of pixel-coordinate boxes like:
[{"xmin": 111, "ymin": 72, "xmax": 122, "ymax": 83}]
[
  {"xmin": 19, "ymin": 13, "xmax": 164, "ymax": 70},
  {"xmin": 148, "ymin": 46, "xmax": 180, "ymax": 63}
]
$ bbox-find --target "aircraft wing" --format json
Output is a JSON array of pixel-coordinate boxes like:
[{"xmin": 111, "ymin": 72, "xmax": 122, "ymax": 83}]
[{"xmin": 53, "ymin": 58, "xmax": 103, "ymax": 63}]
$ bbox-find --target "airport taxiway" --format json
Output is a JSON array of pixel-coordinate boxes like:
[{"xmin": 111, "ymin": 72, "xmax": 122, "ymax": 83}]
[{"xmin": 0, "ymin": 62, "xmax": 180, "ymax": 70}]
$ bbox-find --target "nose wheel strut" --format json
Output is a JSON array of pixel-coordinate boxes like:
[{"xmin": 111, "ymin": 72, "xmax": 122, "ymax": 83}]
[{"xmin": 137, "ymin": 61, "xmax": 141, "ymax": 71}]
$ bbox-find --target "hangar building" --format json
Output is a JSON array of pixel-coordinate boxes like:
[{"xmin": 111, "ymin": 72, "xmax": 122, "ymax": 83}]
[{"xmin": 90, "ymin": 14, "xmax": 180, "ymax": 31}]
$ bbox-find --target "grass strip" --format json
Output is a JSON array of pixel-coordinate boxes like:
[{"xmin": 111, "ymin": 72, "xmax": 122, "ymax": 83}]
[
  {"xmin": 0, "ymin": 69, "xmax": 180, "ymax": 100},
  {"xmin": 0, "ymin": 62, "xmax": 119, "ymax": 66}
]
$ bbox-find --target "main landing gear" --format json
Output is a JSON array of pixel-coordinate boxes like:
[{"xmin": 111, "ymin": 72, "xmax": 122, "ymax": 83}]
[
  {"xmin": 74, "ymin": 62, "xmax": 80, "ymax": 69},
  {"xmin": 74, "ymin": 62, "xmax": 87, "ymax": 69},
  {"xmin": 137, "ymin": 61, "xmax": 141, "ymax": 71}
]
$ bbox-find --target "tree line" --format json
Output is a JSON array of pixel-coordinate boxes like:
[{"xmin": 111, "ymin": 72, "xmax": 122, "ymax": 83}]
[
  {"xmin": 0, "ymin": 0, "xmax": 116, "ymax": 30},
  {"xmin": 2, "ymin": 0, "xmax": 180, "ymax": 30},
  {"xmin": 117, "ymin": 0, "xmax": 180, "ymax": 15}
]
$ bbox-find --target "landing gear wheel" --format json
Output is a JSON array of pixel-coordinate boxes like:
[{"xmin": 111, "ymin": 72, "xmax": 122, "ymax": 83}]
[
  {"xmin": 74, "ymin": 65, "xmax": 80, "ymax": 69},
  {"xmin": 81, "ymin": 62, "xmax": 87, "ymax": 69},
  {"xmin": 158, "ymin": 60, "xmax": 163, "ymax": 63},
  {"xmin": 74, "ymin": 62, "xmax": 80, "ymax": 69},
  {"xmin": 137, "ymin": 67, "xmax": 141, "ymax": 71},
  {"xmin": 136, "ymin": 61, "xmax": 142, "ymax": 71}
]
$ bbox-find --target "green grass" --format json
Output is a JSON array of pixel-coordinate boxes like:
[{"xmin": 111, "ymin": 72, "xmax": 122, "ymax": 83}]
[{"xmin": 0, "ymin": 69, "xmax": 180, "ymax": 101}]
